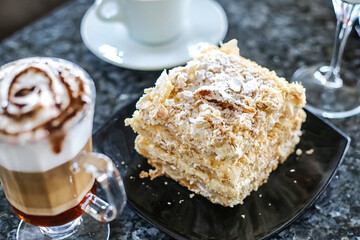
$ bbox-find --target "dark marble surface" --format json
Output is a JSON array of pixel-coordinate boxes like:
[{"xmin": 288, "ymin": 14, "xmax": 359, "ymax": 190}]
[{"xmin": 0, "ymin": 0, "xmax": 359, "ymax": 239}]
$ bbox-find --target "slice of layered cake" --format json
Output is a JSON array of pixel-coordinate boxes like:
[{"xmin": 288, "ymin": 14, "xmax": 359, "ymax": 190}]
[{"xmin": 125, "ymin": 40, "xmax": 306, "ymax": 207}]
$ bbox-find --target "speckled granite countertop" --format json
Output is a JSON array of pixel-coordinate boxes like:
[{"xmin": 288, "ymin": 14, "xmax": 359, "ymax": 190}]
[{"xmin": 0, "ymin": 0, "xmax": 359, "ymax": 239}]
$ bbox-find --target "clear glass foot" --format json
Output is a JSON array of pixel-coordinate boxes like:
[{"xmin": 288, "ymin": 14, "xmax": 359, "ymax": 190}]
[
  {"xmin": 16, "ymin": 215, "xmax": 110, "ymax": 240},
  {"xmin": 292, "ymin": 64, "xmax": 360, "ymax": 118}
]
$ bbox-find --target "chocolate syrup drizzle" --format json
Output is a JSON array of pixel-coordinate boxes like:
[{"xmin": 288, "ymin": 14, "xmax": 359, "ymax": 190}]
[{"xmin": 0, "ymin": 65, "xmax": 87, "ymax": 154}]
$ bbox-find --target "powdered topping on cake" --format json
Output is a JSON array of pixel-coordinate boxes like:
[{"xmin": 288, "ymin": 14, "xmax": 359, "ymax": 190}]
[{"xmin": 133, "ymin": 40, "xmax": 305, "ymax": 162}]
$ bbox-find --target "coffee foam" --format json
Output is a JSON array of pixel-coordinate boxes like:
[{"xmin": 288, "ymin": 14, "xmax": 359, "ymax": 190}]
[
  {"xmin": 0, "ymin": 57, "xmax": 94, "ymax": 172},
  {"xmin": 0, "ymin": 111, "xmax": 93, "ymax": 172}
]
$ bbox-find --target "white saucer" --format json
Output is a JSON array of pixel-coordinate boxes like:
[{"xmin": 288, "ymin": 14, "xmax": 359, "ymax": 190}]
[{"xmin": 80, "ymin": 0, "xmax": 228, "ymax": 71}]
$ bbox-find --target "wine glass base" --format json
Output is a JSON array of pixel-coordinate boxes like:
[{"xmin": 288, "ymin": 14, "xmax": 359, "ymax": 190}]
[
  {"xmin": 16, "ymin": 214, "xmax": 110, "ymax": 240},
  {"xmin": 291, "ymin": 65, "xmax": 360, "ymax": 118}
]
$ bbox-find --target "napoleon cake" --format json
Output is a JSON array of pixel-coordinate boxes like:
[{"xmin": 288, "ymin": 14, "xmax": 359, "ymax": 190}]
[{"xmin": 125, "ymin": 40, "xmax": 306, "ymax": 207}]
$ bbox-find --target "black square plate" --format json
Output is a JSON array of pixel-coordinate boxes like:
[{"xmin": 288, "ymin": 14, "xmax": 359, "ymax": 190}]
[{"xmin": 93, "ymin": 100, "xmax": 350, "ymax": 240}]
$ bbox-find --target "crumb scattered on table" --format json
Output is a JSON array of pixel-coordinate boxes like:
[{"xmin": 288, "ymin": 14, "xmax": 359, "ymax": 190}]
[
  {"xmin": 139, "ymin": 169, "xmax": 162, "ymax": 180},
  {"xmin": 296, "ymin": 148, "xmax": 303, "ymax": 156},
  {"xmin": 306, "ymin": 149, "xmax": 314, "ymax": 155},
  {"xmin": 139, "ymin": 171, "xmax": 149, "ymax": 178}
]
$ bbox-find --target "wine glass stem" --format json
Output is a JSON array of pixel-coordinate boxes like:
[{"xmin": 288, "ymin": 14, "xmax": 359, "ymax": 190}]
[
  {"xmin": 326, "ymin": 3, "xmax": 358, "ymax": 84},
  {"xmin": 326, "ymin": 20, "xmax": 352, "ymax": 82}
]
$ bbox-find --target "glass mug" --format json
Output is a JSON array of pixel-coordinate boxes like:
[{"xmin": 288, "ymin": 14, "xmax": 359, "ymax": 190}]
[{"xmin": 0, "ymin": 57, "xmax": 126, "ymax": 239}]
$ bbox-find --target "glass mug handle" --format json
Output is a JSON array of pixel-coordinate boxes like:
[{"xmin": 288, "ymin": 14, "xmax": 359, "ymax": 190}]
[{"xmin": 73, "ymin": 151, "xmax": 126, "ymax": 222}]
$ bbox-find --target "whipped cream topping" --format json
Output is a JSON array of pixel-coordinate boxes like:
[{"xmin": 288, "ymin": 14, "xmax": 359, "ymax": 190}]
[{"xmin": 0, "ymin": 58, "xmax": 92, "ymax": 148}]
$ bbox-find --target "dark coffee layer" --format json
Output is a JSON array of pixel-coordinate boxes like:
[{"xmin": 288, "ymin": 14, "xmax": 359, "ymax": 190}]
[{"xmin": 11, "ymin": 183, "xmax": 97, "ymax": 227}]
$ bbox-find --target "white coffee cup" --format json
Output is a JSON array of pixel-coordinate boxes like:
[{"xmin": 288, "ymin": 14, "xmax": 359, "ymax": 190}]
[{"xmin": 95, "ymin": 0, "xmax": 190, "ymax": 45}]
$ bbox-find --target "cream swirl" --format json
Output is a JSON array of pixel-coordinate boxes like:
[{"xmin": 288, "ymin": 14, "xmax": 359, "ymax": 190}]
[{"xmin": 0, "ymin": 58, "xmax": 92, "ymax": 151}]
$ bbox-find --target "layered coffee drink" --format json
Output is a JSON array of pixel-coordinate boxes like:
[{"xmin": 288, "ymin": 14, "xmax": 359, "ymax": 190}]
[{"xmin": 0, "ymin": 58, "xmax": 96, "ymax": 226}]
